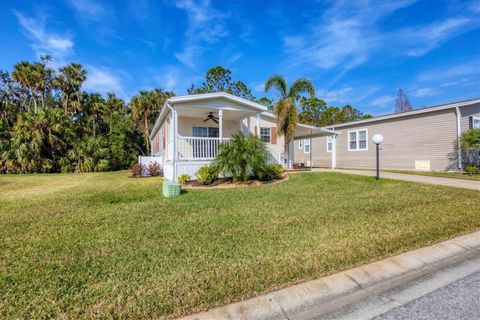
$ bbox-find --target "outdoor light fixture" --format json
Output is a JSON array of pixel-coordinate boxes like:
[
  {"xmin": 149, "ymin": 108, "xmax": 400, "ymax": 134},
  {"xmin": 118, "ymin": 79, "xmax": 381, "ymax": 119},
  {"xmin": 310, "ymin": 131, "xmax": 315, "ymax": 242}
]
[{"xmin": 372, "ymin": 134, "xmax": 384, "ymax": 180}]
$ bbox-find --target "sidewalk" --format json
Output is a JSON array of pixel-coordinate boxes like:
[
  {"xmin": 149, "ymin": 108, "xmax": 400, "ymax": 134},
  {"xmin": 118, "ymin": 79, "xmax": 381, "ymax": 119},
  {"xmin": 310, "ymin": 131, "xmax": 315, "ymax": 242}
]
[
  {"xmin": 312, "ymin": 168, "xmax": 480, "ymax": 191},
  {"xmin": 178, "ymin": 232, "xmax": 480, "ymax": 320}
]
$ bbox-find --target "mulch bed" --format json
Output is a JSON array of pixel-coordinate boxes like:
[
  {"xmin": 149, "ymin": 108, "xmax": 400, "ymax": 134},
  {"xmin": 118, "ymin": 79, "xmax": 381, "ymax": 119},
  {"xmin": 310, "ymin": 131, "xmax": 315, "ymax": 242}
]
[{"xmin": 182, "ymin": 174, "xmax": 289, "ymax": 189}]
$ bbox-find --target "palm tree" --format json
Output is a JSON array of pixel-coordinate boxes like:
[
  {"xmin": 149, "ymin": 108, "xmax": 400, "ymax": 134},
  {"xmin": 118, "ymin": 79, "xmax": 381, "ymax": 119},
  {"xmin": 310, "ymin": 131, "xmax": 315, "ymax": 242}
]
[
  {"xmin": 11, "ymin": 60, "xmax": 54, "ymax": 112},
  {"xmin": 103, "ymin": 93, "xmax": 124, "ymax": 133},
  {"xmin": 12, "ymin": 61, "xmax": 38, "ymax": 112},
  {"xmin": 131, "ymin": 89, "xmax": 173, "ymax": 154},
  {"xmin": 264, "ymin": 75, "xmax": 315, "ymax": 167},
  {"xmin": 55, "ymin": 63, "xmax": 87, "ymax": 115},
  {"xmin": 10, "ymin": 107, "xmax": 73, "ymax": 173}
]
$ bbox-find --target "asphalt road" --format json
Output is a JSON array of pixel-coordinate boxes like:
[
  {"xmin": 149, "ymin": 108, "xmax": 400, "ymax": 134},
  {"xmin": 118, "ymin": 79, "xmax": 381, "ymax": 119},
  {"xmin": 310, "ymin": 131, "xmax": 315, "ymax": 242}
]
[
  {"xmin": 322, "ymin": 253, "xmax": 480, "ymax": 320},
  {"xmin": 374, "ymin": 271, "xmax": 480, "ymax": 320}
]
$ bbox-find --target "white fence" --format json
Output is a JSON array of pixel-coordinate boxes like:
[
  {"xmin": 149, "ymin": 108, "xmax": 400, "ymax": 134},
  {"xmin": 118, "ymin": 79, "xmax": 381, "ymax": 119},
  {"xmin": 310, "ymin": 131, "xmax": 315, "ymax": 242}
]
[{"xmin": 138, "ymin": 156, "xmax": 162, "ymax": 167}]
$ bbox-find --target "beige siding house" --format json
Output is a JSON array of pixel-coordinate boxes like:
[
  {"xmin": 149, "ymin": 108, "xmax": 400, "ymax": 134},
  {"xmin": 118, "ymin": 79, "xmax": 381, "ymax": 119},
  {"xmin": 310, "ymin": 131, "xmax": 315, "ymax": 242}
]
[
  {"xmin": 143, "ymin": 92, "xmax": 334, "ymax": 181},
  {"xmin": 294, "ymin": 99, "xmax": 480, "ymax": 171}
]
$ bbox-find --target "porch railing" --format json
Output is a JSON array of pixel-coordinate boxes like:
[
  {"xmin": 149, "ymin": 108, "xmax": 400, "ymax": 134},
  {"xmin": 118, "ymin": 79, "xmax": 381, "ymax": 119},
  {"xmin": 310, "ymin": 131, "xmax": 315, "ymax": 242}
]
[
  {"xmin": 176, "ymin": 136, "xmax": 283, "ymax": 164},
  {"xmin": 177, "ymin": 137, "xmax": 231, "ymax": 160}
]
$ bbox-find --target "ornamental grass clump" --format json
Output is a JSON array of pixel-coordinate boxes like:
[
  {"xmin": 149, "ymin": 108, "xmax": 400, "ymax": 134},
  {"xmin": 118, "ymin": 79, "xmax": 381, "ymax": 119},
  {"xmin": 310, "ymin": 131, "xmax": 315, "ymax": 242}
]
[{"xmin": 213, "ymin": 131, "xmax": 268, "ymax": 182}]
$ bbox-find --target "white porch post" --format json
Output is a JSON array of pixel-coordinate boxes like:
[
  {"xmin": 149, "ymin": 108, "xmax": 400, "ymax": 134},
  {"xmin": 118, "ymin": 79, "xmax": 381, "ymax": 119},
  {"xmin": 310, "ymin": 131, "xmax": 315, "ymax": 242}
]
[
  {"xmin": 219, "ymin": 109, "xmax": 223, "ymax": 142},
  {"xmin": 173, "ymin": 107, "xmax": 178, "ymax": 181},
  {"xmin": 332, "ymin": 134, "xmax": 337, "ymax": 169},
  {"xmin": 255, "ymin": 113, "xmax": 260, "ymax": 137},
  {"xmin": 309, "ymin": 136, "xmax": 313, "ymax": 169}
]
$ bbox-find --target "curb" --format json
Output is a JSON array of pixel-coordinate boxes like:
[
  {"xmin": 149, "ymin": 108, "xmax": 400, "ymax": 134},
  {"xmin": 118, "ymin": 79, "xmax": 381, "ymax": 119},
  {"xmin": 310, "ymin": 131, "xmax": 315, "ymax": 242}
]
[{"xmin": 178, "ymin": 231, "xmax": 480, "ymax": 320}]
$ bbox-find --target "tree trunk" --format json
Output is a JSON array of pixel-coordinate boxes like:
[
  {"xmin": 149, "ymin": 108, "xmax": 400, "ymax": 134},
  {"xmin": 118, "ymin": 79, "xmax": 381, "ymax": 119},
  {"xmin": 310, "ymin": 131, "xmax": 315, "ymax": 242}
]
[
  {"xmin": 93, "ymin": 113, "xmax": 96, "ymax": 137},
  {"xmin": 64, "ymin": 95, "xmax": 69, "ymax": 115},
  {"xmin": 33, "ymin": 98, "xmax": 37, "ymax": 113}
]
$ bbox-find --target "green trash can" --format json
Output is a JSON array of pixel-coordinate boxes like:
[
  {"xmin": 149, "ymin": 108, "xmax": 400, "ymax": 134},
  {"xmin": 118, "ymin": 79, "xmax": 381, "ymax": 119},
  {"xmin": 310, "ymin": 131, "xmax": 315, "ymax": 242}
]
[{"xmin": 163, "ymin": 181, "xmax": 181, "ymax": 197}]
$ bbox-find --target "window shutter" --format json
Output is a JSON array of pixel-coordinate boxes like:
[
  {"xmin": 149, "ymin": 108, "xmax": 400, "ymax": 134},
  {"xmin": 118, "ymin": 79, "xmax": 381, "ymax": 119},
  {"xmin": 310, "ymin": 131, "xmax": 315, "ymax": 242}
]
[
  {"xmin": 254, "ymin": 126, "xmax": 258, "ymax": 137},
  {"xmin": 469, "ymin": 116, "xmax": 473, "ymax": 129},
  {"xmin": 162, "ymin": 126, "xmax": 166, "ymax": 149},
  {"xmin": 271, "ymin": 127, "xmax": 277, "ymax": 144}
]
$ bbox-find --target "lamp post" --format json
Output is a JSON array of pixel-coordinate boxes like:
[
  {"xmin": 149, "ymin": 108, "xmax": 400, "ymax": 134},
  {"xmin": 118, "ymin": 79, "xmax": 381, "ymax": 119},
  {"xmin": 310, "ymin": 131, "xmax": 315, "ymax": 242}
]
[{"xmin": 372, "ymin": 134, "xmax": 384, "ymax": 180}]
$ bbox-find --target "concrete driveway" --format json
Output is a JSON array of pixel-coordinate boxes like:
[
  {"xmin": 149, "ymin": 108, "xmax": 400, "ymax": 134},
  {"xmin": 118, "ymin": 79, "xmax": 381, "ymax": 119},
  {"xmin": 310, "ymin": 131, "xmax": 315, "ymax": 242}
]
[{"xmin": 311, "ymin": 169, "xmax": 480, "ymax": 191}]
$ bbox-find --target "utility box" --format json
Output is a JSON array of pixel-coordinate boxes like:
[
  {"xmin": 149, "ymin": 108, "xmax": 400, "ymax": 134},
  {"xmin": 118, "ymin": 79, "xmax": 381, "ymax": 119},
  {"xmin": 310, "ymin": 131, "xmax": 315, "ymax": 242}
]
[{"xmin": 163, "ymin": 181, "xmax": 181, "ymax": 197}]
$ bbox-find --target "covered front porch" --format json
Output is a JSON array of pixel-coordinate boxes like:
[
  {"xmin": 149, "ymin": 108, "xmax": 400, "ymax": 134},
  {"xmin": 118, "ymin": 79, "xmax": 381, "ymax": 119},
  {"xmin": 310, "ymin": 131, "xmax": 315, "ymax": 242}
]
[
  {"xmin": 145, "ymin": 92, "xmax": 336, "ymax": 181},
  {"xmin": 173, "ymin": 106, "xmax": 259, "ymax": 161}
]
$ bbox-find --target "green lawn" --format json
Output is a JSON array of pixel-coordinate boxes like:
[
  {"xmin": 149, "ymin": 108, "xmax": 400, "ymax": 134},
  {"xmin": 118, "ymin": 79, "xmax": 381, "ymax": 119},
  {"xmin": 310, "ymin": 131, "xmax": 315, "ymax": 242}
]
[
  {"xmin": 1, "ymin": 172, "xmax": 479, "ymax": 319},
  {"xmin": 385, "ymin": 169, "xmax": 480, "ymax": 181}
]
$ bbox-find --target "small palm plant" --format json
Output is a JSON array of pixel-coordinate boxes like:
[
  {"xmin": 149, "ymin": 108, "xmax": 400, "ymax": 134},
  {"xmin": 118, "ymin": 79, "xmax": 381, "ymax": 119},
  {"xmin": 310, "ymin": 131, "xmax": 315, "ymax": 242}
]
[{"xmin": 213, "ymin": 131, "xmax": 268, "ymax": 182}]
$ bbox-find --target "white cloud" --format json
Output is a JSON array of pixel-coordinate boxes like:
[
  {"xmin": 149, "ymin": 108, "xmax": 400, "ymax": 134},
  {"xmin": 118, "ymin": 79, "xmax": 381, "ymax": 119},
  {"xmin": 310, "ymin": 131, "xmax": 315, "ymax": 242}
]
[
  {"xmin": 413, "ymin": 87, "xmax": 439, "ymax": 97},
  {"xmin": 282, "ymin": 0, "xmax": 479, "ymax": 81},
  {"xmin": 315, "ymin": 85, "xmax": 379, "ymax": 105},
  {"xmin": 226, "ymin": 52, "xmax": 243, "ymax": 65},
  {"xmin": 317, "ymin": 87, "xmax": 353, "ymax": 103},
  {"xmin": 417, "ymin": 59, "xmax": 480, "ymax": 82},
  {"xmin": 83, "ymin": 66, "xmax": 125, "ymax": 97},
  {"xmin": 174, "ymin": 0, "xmax": 229, "ymax": 69},
  {"xmin": 371, "ymin": 95, "xmax": 396, "ymax": 107},
  {"xmin": 67, "ymin": 0, "xmax": 106, "ymax": 20},
  {"xmin": 14, "ymin": 11, "xmax": 74, "ymax": 65},
  {"xmin": 399, "ymin": 17, "xmax": 475, "ymax": 57}
]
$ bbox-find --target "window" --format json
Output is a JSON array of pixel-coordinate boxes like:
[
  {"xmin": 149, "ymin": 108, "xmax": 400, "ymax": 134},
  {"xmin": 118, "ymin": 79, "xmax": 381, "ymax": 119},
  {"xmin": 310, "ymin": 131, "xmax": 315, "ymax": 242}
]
[
  {"xmin": 304, "ymin": 138, "xmax": 310, "ymax": 153},
  {"xmin": 473, "ymin": 117, "xmax": 480, "ymax": 129},
  {"xmin": 348, "ymin": 129, "xmax": 368, "ymax": 151},
  {"xmin": 327, "ymin": 136, "xmax": 333, "ymax": 152},
  {"xmin": 192, "ymin": 127, "xmax": 219, "ymax": 138},
  {"xmin": 349, "ymin": 131, "xmax": 357, "ymax": 150},
  {"xmin": 260, "ymin": 127, "xmax": 271, "ymax": 143}
]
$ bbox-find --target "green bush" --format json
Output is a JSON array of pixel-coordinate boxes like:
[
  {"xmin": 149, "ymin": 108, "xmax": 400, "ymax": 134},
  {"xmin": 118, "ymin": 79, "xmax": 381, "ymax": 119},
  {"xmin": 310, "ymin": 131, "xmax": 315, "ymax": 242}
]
[
  {"xmin": 196, "ymin": 165, "xmax": 218, "ymax": 185},
  {"xmin": 213, "ymin": 131, "xmax": 268, "ymax": 182},
  {"xmin": 459, "ymin": 129, "xmax": 480, "ymax": 169},
  {"xmin": 465, "ymin": 164, "xmax": 480, "ymax": 175},
  {"xmin": 259, "ymin": 164, "xmax": 285, "ymax": 181},
  {"xmin": 178, "ymin": 174, "xmax": 191, "ymax": 184}
]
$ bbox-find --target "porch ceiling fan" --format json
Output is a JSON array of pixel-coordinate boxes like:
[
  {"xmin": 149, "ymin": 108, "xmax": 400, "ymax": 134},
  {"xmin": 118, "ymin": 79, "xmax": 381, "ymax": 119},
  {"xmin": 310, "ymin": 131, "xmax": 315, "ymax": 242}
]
[{"xmin": 203, "ymin": 112, "xmax": 219, "ymax": 124}]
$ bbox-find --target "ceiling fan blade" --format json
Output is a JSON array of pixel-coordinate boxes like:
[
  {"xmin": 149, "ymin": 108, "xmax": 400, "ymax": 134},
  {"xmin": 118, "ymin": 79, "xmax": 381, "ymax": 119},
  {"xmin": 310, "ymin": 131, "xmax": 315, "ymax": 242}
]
[
  {"xmin": 213, "ymin": 119, "xmax": 219, "ymax": 124},
  {"xmin": 203, "ymin": 118, "xmax": 209, "ymax": 122}
]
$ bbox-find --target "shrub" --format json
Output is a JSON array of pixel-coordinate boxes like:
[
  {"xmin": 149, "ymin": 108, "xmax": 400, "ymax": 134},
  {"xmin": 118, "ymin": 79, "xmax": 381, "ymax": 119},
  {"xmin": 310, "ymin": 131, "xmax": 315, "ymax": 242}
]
[
  {"xmin": 259, "ymin": 164, "xmax": 285, "ymax": 181},
  {"xmin": 465, "ymin": 164, "xmax": 480, "ymax": 176},
  {"xmin": 213, "ymin": 131, "xmax": 268, "ymax": 182},
  {"xmin": 129, "ymin": 163, "xmax": 144, "ymax": 177},
  {"xmin": 459, "ymin": 129, "xmax": 480, "ymax": 169},
  {"xmin": 178, "ymin": 174, "xmax": 191, "ymax": 184},
  {"xmin": 147, "ymin": 162, "xmax": 163, "ymax": 177},
  {"xmin": 196, "ymin": 165, "xmax": 218, "ymax": 185}
]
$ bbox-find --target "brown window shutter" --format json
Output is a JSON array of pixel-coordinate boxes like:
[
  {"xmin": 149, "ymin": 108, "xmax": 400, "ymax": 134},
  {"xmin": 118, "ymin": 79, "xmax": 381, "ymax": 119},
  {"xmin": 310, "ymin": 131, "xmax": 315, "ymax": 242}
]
[
  {"xmin": 271, "ymin": 127, "xmax": 277, "ymax": 144},
  {"xmin": 469, "ymin": 116, "xmax": 473, "ymax": 129},
  {"xmin": 254, "ymin": 126, "xmax": 258, "ymax": 137},
  {"xmin": 162, "ymin": 126, "xmax": 166, "ymax": 149}
]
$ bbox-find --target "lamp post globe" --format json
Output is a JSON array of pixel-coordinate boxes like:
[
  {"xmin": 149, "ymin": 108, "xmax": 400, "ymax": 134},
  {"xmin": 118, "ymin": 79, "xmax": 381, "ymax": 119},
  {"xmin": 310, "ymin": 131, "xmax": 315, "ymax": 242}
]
[{"xmin": 372, "ymin": 134, "xmax": 384, "ymax": 145}]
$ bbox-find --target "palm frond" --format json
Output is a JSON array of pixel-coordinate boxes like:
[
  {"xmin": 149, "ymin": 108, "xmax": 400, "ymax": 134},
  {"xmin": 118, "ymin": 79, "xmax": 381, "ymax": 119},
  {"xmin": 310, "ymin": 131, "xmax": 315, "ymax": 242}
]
[
  {"xmin": 264, "ymin": 75, "xmax": 287, "ymax": 99},
  {"xmin": 289, "ymin": 78, "xmax": 315, "ymax": 99}
]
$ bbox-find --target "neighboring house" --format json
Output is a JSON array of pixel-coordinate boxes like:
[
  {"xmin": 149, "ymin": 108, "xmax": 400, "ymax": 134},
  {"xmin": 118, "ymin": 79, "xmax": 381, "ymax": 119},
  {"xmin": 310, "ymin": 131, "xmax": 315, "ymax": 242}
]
[
  {"xmin": 294, "ymin": 99, "xmax": 480, "ymax": 171},
  {"xmin": 143, "ymin": 92, "xmax": 334, "ymax": 181}
]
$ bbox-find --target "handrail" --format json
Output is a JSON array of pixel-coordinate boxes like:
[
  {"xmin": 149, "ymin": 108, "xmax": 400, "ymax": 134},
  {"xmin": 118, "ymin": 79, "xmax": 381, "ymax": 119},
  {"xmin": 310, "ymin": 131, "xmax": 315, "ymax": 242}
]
[{"xmin": 178, "ymin": 136, "xmax": 231, "ymax": 140}]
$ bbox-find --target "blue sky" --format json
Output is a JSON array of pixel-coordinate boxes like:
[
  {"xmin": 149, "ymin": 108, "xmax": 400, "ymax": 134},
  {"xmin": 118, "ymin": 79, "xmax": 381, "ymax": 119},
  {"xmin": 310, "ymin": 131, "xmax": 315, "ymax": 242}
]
[{"xmin": 1, "ymin": 0, "xmax": 479, "ymax": 115}]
